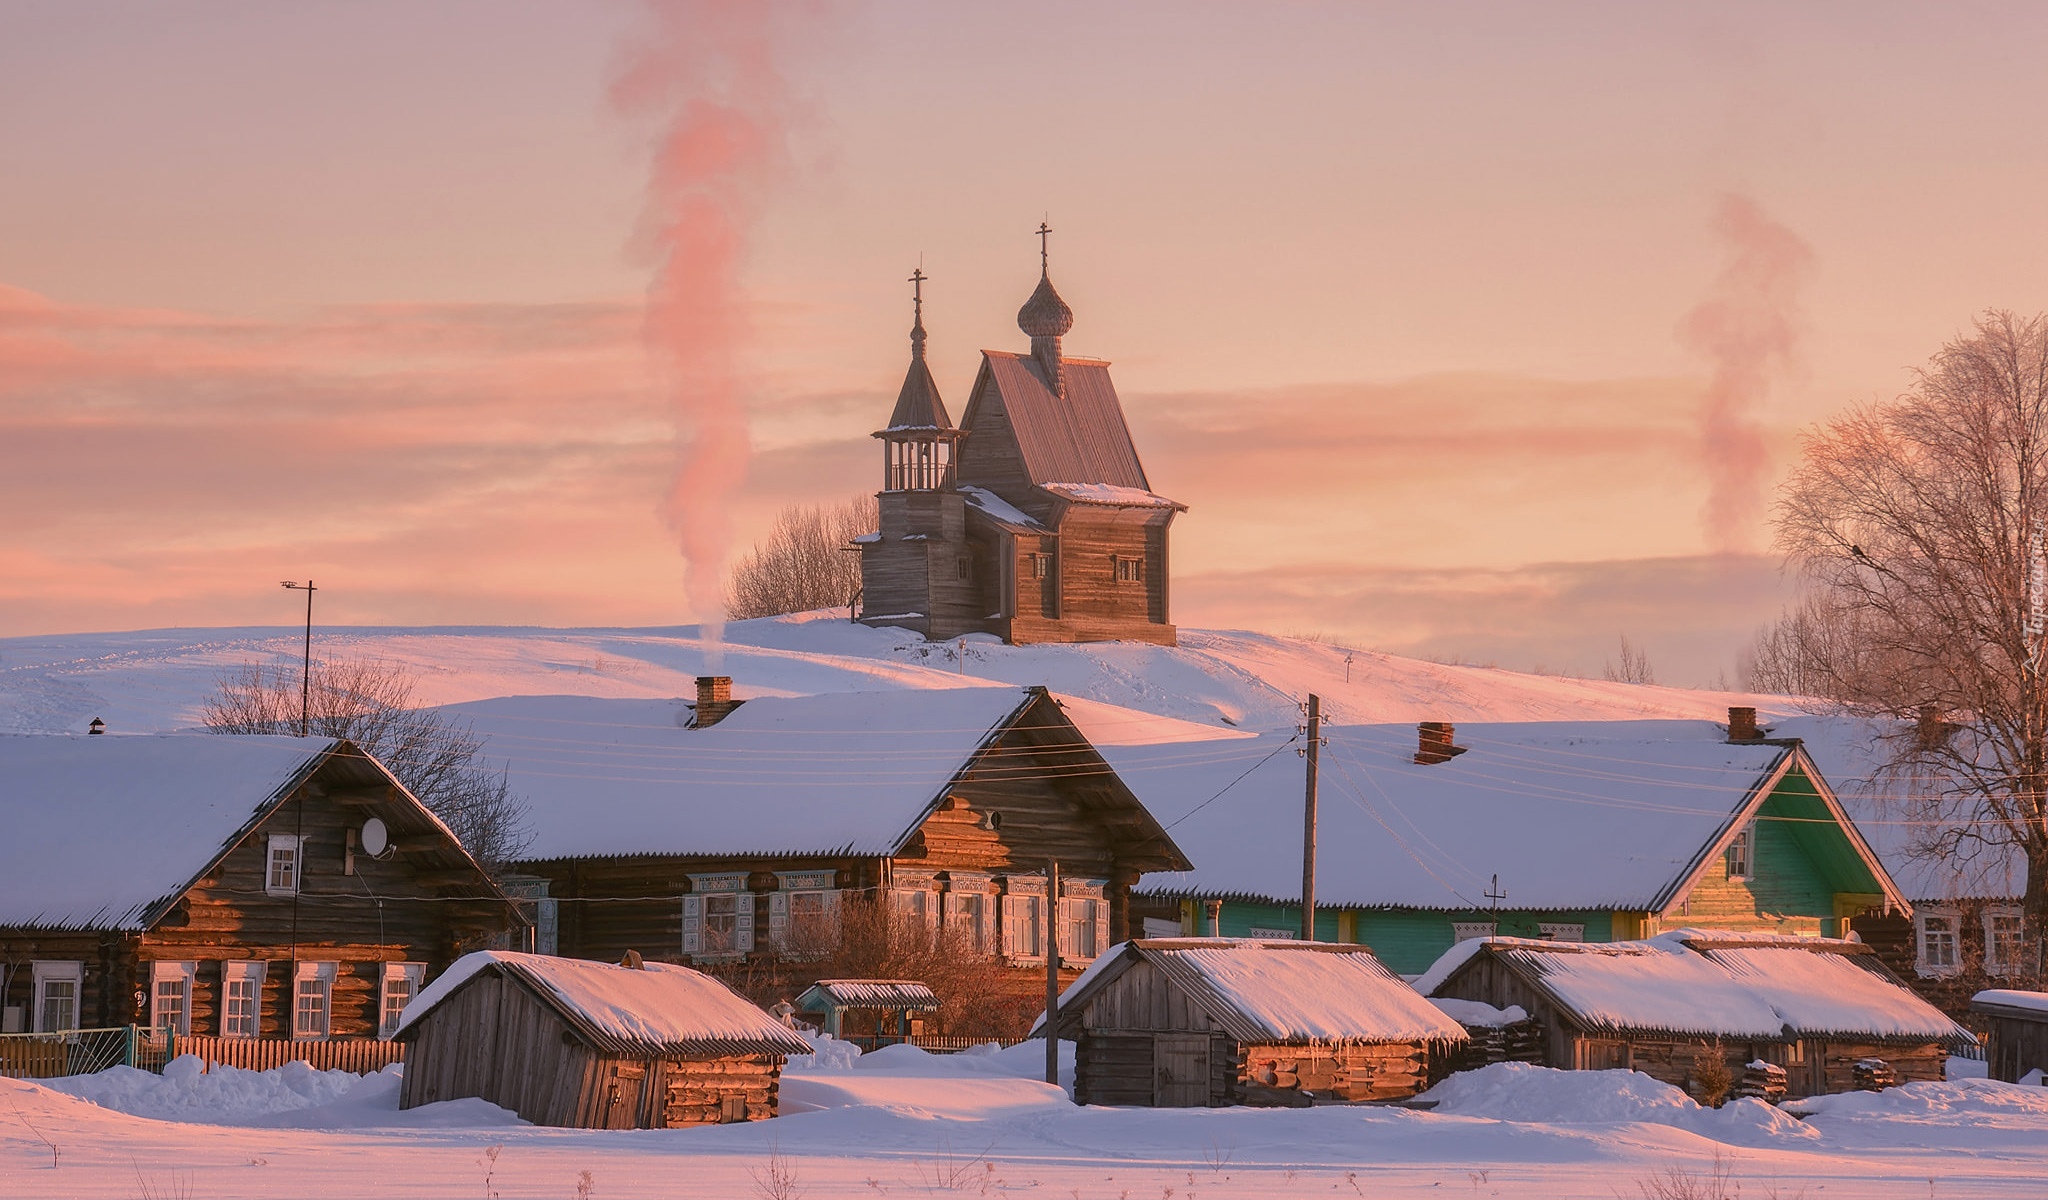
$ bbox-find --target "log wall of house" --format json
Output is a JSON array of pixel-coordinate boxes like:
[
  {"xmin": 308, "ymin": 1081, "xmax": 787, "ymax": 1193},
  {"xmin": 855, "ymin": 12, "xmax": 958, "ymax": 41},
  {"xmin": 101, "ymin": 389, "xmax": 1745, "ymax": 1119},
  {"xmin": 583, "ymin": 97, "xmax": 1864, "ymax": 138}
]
[
  {"xmin": 1239, "ymin": 1041, "xmax": 1432, "ymax": 1103},
  {"xmin": 662, "ymin": 1054, "xmax": 782, "ymax": 1126},
  {"xmin": 530, "ymin": 857, "xmax": 862, "ymax": 968},
  {"xmin": 0, "ymin": 931, "xmax": 129, "ymax": 1029}
]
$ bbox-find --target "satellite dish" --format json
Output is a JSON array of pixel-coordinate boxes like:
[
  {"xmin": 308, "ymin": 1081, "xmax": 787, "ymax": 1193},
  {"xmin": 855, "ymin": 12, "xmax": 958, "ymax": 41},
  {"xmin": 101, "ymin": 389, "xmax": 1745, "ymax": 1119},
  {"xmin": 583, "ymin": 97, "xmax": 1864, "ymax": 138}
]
[{"xmin": 359, "ymin": 817, "xmax": 389, "ymax": 858}]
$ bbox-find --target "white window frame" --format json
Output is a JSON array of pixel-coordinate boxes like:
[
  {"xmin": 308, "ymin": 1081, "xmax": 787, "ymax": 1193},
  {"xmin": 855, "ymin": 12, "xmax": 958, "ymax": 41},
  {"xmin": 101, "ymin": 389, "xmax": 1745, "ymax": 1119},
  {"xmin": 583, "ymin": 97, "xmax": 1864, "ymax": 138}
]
[
  {"xmin": 221, "ymin": 961, "xmax": 266, "ymax": 1039},
  {"xmin": 684, "ymin": 875, "xmax": 753, "ymax": 958},
  {"xmin": 1983, "ymin": 906, "xmax": 2026, "ymax": 977},
  {"xmin": 1002, "ymin": 883, "xmax": 1047, "ymax": 963},
  {"xmin": 266, "ymin": 834, "xmax": 303, "ymax": 897},
  {"xmin": 891, "ymin": 882, "xmax": 938, "ymax": 940},
  {"xmin": 1915, "ymin": 907, "xmax": 1962, "ymax": 978},
  {"xmin": 1452, "ymin": 922, "xmax": 1498, "ymax": 943},
  {"xmin": 31, "ymin": 961, "xmax": 83, "ymax": 1033},
  {"xmin": 149, "ymin": 961, "xmax": 197, "ymax": 1036},
  {"xmin": 1725, "ymin": 823, "xmax": 1754, "ymax": 882},
  {"xmin": 944, "ymin": 884, "xmax": 995, "ymax": 956},
  {"xmin": 292, "ymin": 962, "xmax": 338, "ymax": 1041},
  {"xmin": 379, "ymin": 962, "xmax": 426, "ymax": 1040},
  {"xmin": 1538, "ymin": 923, "xmax": 1586, "ymax": 942},
  {"xmin": 1247, "ymin": 925, "xmax": 1299, "ymax": 940}
]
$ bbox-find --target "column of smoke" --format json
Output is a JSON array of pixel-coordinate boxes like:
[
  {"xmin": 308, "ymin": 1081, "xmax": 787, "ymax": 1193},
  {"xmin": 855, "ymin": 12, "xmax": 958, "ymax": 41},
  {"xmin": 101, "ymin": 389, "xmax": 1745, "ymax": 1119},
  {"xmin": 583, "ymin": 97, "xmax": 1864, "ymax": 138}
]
[
  {"xmin": 613, "ymin": 1, "xmax": 794, "ymax": 666},
  {"xmin": 1677, "ymin": 193, "xmax": 1814, "ymax": 556}
]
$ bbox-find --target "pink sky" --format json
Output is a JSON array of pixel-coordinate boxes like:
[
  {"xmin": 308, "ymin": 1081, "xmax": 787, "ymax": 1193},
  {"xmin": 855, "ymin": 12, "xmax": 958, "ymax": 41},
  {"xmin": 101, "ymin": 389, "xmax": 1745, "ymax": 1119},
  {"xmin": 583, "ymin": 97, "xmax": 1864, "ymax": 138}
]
[{"xmin": 7, "ymin": 1, "xmax": 2048, "ymax": 684}]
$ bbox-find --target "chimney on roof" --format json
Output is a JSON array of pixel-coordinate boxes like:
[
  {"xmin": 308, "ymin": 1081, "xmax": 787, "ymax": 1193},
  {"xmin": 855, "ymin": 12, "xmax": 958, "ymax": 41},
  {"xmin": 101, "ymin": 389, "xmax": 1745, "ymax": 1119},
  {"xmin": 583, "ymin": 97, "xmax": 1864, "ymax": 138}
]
[
  {"xmin": 1414, "ymin": 721, "xmax": 1465, "ymax": 765},
  {"xmin": 619, "ymin": 949, "xmax": 644, "ymax": 970},
  {"xmin": 87, "ymin": 717, "xmax": 105, "ymax": 735},
  {"xmin": 693, "ymin": 676, "xmax": 739, "ymax": 728},
  {"xmin": 1727, "ymin": 706, "xmax": 1761, "ymax": 742}
]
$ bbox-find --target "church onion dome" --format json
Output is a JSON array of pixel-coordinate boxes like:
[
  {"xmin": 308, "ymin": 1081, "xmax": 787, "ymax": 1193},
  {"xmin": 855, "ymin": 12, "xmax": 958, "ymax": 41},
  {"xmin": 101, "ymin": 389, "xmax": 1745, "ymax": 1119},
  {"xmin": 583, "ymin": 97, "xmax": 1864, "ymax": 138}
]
[{"xmin": 1017, "ymin": 272, "xmax": 1074, "ymax": 338}]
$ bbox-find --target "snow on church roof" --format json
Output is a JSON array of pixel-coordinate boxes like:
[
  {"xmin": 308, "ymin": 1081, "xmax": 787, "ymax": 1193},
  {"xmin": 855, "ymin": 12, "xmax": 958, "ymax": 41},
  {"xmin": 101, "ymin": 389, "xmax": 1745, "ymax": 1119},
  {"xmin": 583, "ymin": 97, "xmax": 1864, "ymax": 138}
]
[
  {"xmin": 488, "ymin": 688, "xmax": 1053, "ymax": 862},
  {"xmin": 1047, "ymin": 939, "xmax": 1467, "ymax": 1044},
  {"xmin": 395, "ymin": 951, "xmax": 810, "ymax": 1056},
  {"xmin": 0, "ymin": 732, "xmax": 336, "ymax": 931},
  {"xmin": 1116, "ymin": 721, "xmax": 1813, "ymax": 912}
]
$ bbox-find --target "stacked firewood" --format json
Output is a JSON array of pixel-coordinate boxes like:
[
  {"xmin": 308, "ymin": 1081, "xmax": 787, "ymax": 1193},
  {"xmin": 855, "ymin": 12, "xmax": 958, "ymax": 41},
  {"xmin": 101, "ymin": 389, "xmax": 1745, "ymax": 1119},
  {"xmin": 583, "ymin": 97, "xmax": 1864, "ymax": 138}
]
[
  {"xmin": 1852, "ymin": 1058, "xmax": 1898, "ymax": 1092},
  {"xmin": 1736, "ymin": 1060, "xmax": 1787, "ymax": 1103}
]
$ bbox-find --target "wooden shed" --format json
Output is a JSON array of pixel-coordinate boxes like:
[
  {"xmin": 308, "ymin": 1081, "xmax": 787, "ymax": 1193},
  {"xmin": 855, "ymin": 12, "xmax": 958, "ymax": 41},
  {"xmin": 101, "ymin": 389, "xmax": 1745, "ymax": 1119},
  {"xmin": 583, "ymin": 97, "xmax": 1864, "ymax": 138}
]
[
  {"xmin": 1042, "ymin": 938, "xmax": 1467, "ymax": 1107},
  {"xmin": 1969, "ymin": 990, "xmax": 2048, "ymax": 1084},
  {"xmin": 394, "ymin": 951, "xmax": 811, "ymax": 1128},
  {"xmin": 1426, "ymin": 931, "xmax": 1977, "ymax": 1100},
  {"xmin": 794, "ymin": 979, "xmax": 940, "ymax": 1046}
]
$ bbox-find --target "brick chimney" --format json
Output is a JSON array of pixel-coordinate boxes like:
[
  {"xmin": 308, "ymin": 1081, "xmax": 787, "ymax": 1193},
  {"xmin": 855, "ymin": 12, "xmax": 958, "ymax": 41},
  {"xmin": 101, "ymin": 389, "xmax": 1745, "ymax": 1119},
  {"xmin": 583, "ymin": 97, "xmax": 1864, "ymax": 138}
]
[
  {"xmin": 1726, "ymin": 706, "xmax": 1761, "ymax": 742},
  {"xmin": 693, "ymin": 676, "xmax": 740, "ymax": 728},
  {"xmin": 1414, "ymin": 721, "xmax": 1465, "ymax": 765}
]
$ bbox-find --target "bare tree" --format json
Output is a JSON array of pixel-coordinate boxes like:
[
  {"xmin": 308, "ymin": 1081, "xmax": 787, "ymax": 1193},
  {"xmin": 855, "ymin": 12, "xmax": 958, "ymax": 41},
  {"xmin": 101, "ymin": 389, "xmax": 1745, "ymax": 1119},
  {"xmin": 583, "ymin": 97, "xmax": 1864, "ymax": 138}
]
[
  {"xmin": 1603, "ymin": 635, "xmax": 1657, "ymax": 685},
  {"xmin": 725, "ymin": 495, "xmax": 878, "ymax": 621},
  {"xmin": 204, "ymin": 658, "xmax": 534, "ymax": 868},
  {"xmin": 1770, "ymin": 310, "xmax": 2048, "ymax": 968}
]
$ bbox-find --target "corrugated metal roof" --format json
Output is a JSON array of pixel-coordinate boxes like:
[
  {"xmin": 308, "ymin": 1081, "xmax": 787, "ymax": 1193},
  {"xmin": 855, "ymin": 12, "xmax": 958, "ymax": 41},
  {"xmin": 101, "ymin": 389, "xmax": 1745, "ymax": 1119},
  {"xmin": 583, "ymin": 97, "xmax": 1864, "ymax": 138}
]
[
  {"xmin": 796, "ymin": 979, "xmax": 941, "ymax": 1010},
  {"xmin": 980, "ymin": 352, "xmax": 1149, "ymax": 489}
]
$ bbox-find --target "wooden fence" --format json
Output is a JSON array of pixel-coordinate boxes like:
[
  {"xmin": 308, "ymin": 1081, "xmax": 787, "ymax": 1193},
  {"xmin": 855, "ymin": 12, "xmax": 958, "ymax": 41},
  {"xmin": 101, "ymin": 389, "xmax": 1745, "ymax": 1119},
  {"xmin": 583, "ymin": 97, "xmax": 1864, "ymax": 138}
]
[
  {"xmin": 169, "ymin": 1035, "xmax": 406, "ymax": 1074},
  {"xmin": 0, "ymin": 1027, "xmax": 169, "ymax": 1079}
]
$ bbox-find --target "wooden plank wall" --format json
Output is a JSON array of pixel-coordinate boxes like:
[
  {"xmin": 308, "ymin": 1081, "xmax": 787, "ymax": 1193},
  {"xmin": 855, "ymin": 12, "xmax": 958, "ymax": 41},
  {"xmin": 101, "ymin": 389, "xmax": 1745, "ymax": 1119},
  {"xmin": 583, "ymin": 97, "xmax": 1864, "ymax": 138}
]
[
  {"xmin": 400, "ymin": 970, "xmax": 590, "ymax": 1126},
  {"xmin": 1985, "ymin": 1013, "xmax": 2048, "ymax": 1083},
  {"xmin": 1074, "ymin": 960, "xmax": 1218, "ymax": 1034}
]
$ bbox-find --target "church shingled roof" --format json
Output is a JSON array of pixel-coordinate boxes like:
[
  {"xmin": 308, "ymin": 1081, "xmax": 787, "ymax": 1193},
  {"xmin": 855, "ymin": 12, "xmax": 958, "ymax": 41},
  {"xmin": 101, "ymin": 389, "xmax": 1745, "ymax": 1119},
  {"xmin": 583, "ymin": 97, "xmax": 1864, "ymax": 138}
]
[{"xmin": 979, "ymin": 352, "xmax": 1150, "ymax": 489}]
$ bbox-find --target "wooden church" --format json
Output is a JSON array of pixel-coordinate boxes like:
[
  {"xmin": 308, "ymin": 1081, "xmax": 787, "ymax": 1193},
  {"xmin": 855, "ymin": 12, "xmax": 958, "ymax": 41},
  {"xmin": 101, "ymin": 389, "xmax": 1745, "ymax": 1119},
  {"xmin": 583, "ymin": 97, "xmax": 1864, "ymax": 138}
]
[{"xmin": 857, "ymin": 231, "xmax": 1184, "ymax": 646}]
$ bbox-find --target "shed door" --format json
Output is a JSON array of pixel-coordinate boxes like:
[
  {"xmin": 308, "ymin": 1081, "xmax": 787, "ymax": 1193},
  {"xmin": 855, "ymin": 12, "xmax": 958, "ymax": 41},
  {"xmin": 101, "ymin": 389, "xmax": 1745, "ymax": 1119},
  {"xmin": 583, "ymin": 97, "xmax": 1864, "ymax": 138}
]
[
  {"xmin": 1154, "ymin": 1034, "xmax": 1210, "ymax": 1107},
  {"xmin": 603, "ymin": 1063, "xmax": 647, "ymax": 1129}
]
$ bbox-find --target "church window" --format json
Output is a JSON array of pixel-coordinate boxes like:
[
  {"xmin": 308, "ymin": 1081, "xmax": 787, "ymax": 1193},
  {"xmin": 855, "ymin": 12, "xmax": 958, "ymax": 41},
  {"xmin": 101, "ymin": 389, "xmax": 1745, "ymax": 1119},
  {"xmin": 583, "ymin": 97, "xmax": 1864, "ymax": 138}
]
[
  {"xmin": 1114, "ymin": 556, "xmax": 1144, "ymax": 583},
  {"xmin": 956, "ymin": 558, "xmax": 971, "ymax": 580},
  {"xmin": 1031, "ymin": 554, "xmax": 1051, "ymax": 579}
]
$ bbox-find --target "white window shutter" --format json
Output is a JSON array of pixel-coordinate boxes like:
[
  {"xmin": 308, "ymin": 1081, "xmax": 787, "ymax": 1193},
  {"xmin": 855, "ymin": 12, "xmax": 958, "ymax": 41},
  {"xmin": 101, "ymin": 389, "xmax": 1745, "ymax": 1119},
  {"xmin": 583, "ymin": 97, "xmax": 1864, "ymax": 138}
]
[
  {"xmin": 942, "ymin": 891, "xmax": 959, "ymax": 930},
  {"xmin": 736, "ymin": 895, "xmax": 755, "ymax": 952},
  {"xmin": 682, "ymin": 895, "xmax": 703, "ymax": 954},
  {"xmin": 769, "ymin": 892, "xmax": 788, "ymax": 945},
  {"xmin": 1002, "ymin": 895, "xmax": 1018, "ymax": 956},
  {"xmin": 980, "ymin": 899, "xmax": 996, "ymax": 954},
  {"xmin": 1092, "ymin": 899, "xmax": 1110, "ymax": 961}
]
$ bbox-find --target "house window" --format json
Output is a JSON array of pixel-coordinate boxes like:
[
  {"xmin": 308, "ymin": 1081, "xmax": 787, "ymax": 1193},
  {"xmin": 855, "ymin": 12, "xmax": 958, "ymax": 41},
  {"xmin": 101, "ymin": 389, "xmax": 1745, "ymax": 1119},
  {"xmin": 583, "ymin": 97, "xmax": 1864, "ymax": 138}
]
[
  {"xmin": 892, "ymin": 884, "xmax": 938, "ymax": 939},
  {"xmin": 1916, "ymin": 909, "xmax": 1961, "ymax": 977},
  {"xmin": 1538, "ymin": 923, "xmax": 1586, "ymax": 942},
  {"xmin": 1063, "ymin": 897, "xmax": 1102, "ymax": 960},
  {"xmin": 149, "ymin": 962, "xmax": 196, "ymax": 1036},
  {"xmin": 946, "ymin": 889, "xmax": 992, "ymax": 954},
  {"xmin": 683, "ymin": 875, "xmax": 753, "ymax": 957},
  {"xmin": 266, "ymin": 834, "xmax": 303, "ymax": 896},
  {"xmin": 221, "ymin": 962, "xmax": 266, "ymax": 1039},
  {"xmin": 1726, "ymin": 825, "xmax": 1753, "ymax": 881},
  {"xmin": 1114, "ymin": 556, "xmax": 1144, "ymax": 582},
  {"xmin": 379, "ymin": 963, "xmax": 426, "ymax": 1039},
  {"xmin": 1003, "ymin": 887, "xmax": 1047, "ymax": 961},
  {"xmin": 768, "ymin": 872, "xmax": 839, "ymax": 955},
  {"xmin": 534, "ymin": 898, "xmax": 559, "ymax": 956},
  {"xmin": 1452, "ymin": 922, "xmax": 1498, "ymax": 943},
  {"xmin": 1985, "ymin": 908, "xmax": 2026, "ymax": 977},
  {"xmin": 293, "ymin": 962, "xmax": 337, "ymax": 1040},
  {"xmin": 31, "ymin": 961, "xmax": 82, "ymax": 1033}
]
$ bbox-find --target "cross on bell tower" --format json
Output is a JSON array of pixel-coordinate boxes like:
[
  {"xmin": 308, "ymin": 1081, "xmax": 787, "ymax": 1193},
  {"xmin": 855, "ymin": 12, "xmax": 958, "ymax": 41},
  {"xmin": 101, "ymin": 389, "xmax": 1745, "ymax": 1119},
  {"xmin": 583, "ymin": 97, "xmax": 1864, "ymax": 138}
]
[{"xmin": 874, "ymin": 264, "xmax": 958, "ymax": 491}]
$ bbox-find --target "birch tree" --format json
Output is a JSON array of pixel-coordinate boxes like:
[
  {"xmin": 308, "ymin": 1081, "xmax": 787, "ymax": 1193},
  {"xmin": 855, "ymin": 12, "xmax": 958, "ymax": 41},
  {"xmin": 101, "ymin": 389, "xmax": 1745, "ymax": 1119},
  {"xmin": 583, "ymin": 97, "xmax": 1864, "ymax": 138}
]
[{"xmin": 1772, "ymin": 311, "xmax": 2048, "ymax": 971}]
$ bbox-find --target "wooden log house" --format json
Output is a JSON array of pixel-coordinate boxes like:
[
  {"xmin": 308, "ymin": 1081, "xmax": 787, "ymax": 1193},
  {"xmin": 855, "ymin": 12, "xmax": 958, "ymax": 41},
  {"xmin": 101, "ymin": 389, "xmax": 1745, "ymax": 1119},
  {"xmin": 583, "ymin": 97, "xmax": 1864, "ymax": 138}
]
[
  {"xmin": 506, "ymin": 681, "xmax": 1191, "ymax": 997},
  {"xmin": 1113, "ymin": 711, "xmax": 1913, "ymax": 975},
  {"xmin": 857, "ymin": 243, "xmax": 1185, "ymax": 646},
  {"xmin": 1041, "ymin": 939, "xmax": 1467, "ymax": 1107},
  {"xmin": 395, "ymin": 950, "xmax": 811, "ymax": 1128},
  {"xmin": 1968, "ymin": 989, "xmax": 2048, "ymax": 1083},
  {"xmin": 0, "ymin": 731, "xmax": 517, "ymax": 1051},
  {"xmin": 1424, "ymin": 931, "xmax": 1977, "ymax": 1099}
]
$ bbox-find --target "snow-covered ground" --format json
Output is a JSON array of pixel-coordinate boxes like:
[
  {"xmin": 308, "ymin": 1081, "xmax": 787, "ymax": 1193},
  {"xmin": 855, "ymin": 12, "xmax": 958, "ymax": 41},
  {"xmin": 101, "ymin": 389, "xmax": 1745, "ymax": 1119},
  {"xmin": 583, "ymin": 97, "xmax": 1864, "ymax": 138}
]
[
  {"xmin": 0, "ymin": 612, "xmax": 1805, "ymax": 738},
  {"xmin": 10, "ymin": 1049, "xmax": 2048, "ymax": 1198}
]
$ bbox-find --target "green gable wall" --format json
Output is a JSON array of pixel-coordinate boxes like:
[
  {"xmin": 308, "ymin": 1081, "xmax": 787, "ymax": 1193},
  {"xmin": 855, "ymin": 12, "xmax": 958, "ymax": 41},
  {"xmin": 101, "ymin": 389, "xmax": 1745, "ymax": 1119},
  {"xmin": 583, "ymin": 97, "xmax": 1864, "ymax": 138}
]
[{"xmin": 1674, "ymin": 762, "xmax": 1873, "ymax": 936}]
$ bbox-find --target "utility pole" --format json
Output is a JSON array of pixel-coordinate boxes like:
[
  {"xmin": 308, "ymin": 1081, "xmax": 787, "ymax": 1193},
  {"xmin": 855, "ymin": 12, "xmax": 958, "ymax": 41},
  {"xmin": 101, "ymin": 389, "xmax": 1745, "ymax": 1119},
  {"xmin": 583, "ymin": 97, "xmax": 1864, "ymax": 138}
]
[
  {"xmin": 281, "ymin": 581, "xmax": 317, "ymax": 736},
  {"xmin": 1045, "ymin": 857, "xmax": 1062, "ymax": 1087},
  {"xmin": 1300, "ymin": 694, "xmax": 1323, "ymax": 941}
]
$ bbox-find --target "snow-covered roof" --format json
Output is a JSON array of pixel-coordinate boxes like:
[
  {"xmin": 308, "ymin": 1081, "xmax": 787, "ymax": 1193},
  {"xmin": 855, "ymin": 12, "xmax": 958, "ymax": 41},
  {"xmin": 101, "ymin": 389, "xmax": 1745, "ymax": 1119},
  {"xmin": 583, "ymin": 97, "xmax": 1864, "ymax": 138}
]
[
  {"xmin": 477, "ymin": 688, "xmax": 1181, "ymax": 867},
  {"xmin": 0, "ymin": 732, "xmax": 335, "ymax": 930},
  {"xmin": 395, "ymin": 951, "xmax": 811, "ymax": 1056},
  {"xmin": 796, "ymin": 980, "xmax": 941, "ymax": 1010},
  {"xmin": 1429, "ymin": 931, "xmax": 1974, "ymax": 1045},
  {"xmin": 1049, "ymin": 939, "xmax": 1467, "ymax": 1045},
  {"xmin": 960, "ymin": 486, "xmax": 1051, "ymax": 534},
  {"xmin": 1040, "ymin": 482, "xmax": 1184, "ymax": 510},
  {"xmin": 1970, "ymin": 989, "xmax": 2048, "ymax": 1019},
  {"xmin": 1119, "ymin": 720, "xmax": 1873, "ymax": 912}
]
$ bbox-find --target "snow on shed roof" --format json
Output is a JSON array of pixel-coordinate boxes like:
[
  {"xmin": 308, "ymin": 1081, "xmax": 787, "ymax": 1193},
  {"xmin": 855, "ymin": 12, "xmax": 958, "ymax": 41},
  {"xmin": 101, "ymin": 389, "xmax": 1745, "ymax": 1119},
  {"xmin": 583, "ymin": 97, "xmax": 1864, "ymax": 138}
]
[
  {"xmin": 1050, "ymin": 939, "xmax": 1467, "ymax": 1045},
  {"xmin": 1118, "ymin": 721, "xmax": 1805, "ymax": 912},
  {"xmin": 395, "ymin": 951, "xmax": 810, "ymax": 1056},
  {"xmin": 473, "ymin": 688, "xmax": 1048, "ymax": 862},
  {"xmin": 797, "ymin": 980, "xmax": 941, "ymax": 1010},
  {"xmin": 0, "ymin": 732, "xmax": 335, "ymax": 930},
  {"xmin": 1429, "ymin": 931, "xmax": 1973, "ymax": 1045},
  {"xmin": 1971, "ymin": 990, "xmax": 2048, "ymax": 1019}
]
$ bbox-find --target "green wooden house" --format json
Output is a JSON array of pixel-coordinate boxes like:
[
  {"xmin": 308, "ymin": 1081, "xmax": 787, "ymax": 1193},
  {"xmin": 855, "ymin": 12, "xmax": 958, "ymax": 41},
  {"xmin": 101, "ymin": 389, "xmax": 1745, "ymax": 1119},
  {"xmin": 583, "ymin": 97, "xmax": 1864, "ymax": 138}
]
[{"xmin": 1107, "ymin": 713, "xmax": 1910, "ymax": 976}]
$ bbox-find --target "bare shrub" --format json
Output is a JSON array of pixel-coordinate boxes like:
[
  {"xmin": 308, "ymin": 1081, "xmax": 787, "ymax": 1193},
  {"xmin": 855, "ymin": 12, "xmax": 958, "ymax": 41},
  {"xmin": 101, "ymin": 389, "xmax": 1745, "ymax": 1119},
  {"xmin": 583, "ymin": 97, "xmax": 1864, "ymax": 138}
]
[
  {"xmin": 203, "ymin": 657, "xmax": 532, "ymax": 868},
  {"xmin": 1690, "ymin": 1040, "xmax": 1733, "ymax": 1108},
  {"xmin": 1629, "ymin": 1151, "xmax": 1741, "ymax": 1200},
  {"xmin": 727, "ymin": 495, "xmax": 878, "ymax": 620},
  {"xmin": 750, "ymin": 1143, "xmax": 803, "ymax": 1200},
  {"xmin": 1603, "ymin": 634, "xmax": 1657, "ymax": 685}
]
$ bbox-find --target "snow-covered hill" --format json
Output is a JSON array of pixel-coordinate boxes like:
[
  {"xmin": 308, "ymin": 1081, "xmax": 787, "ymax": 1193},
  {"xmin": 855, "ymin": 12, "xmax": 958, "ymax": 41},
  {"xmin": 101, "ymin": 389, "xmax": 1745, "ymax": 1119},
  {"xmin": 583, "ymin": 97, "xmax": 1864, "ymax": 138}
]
[{"xmin": 0, "ymin": 610, "xmax": 1800, "ymax": 737}]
